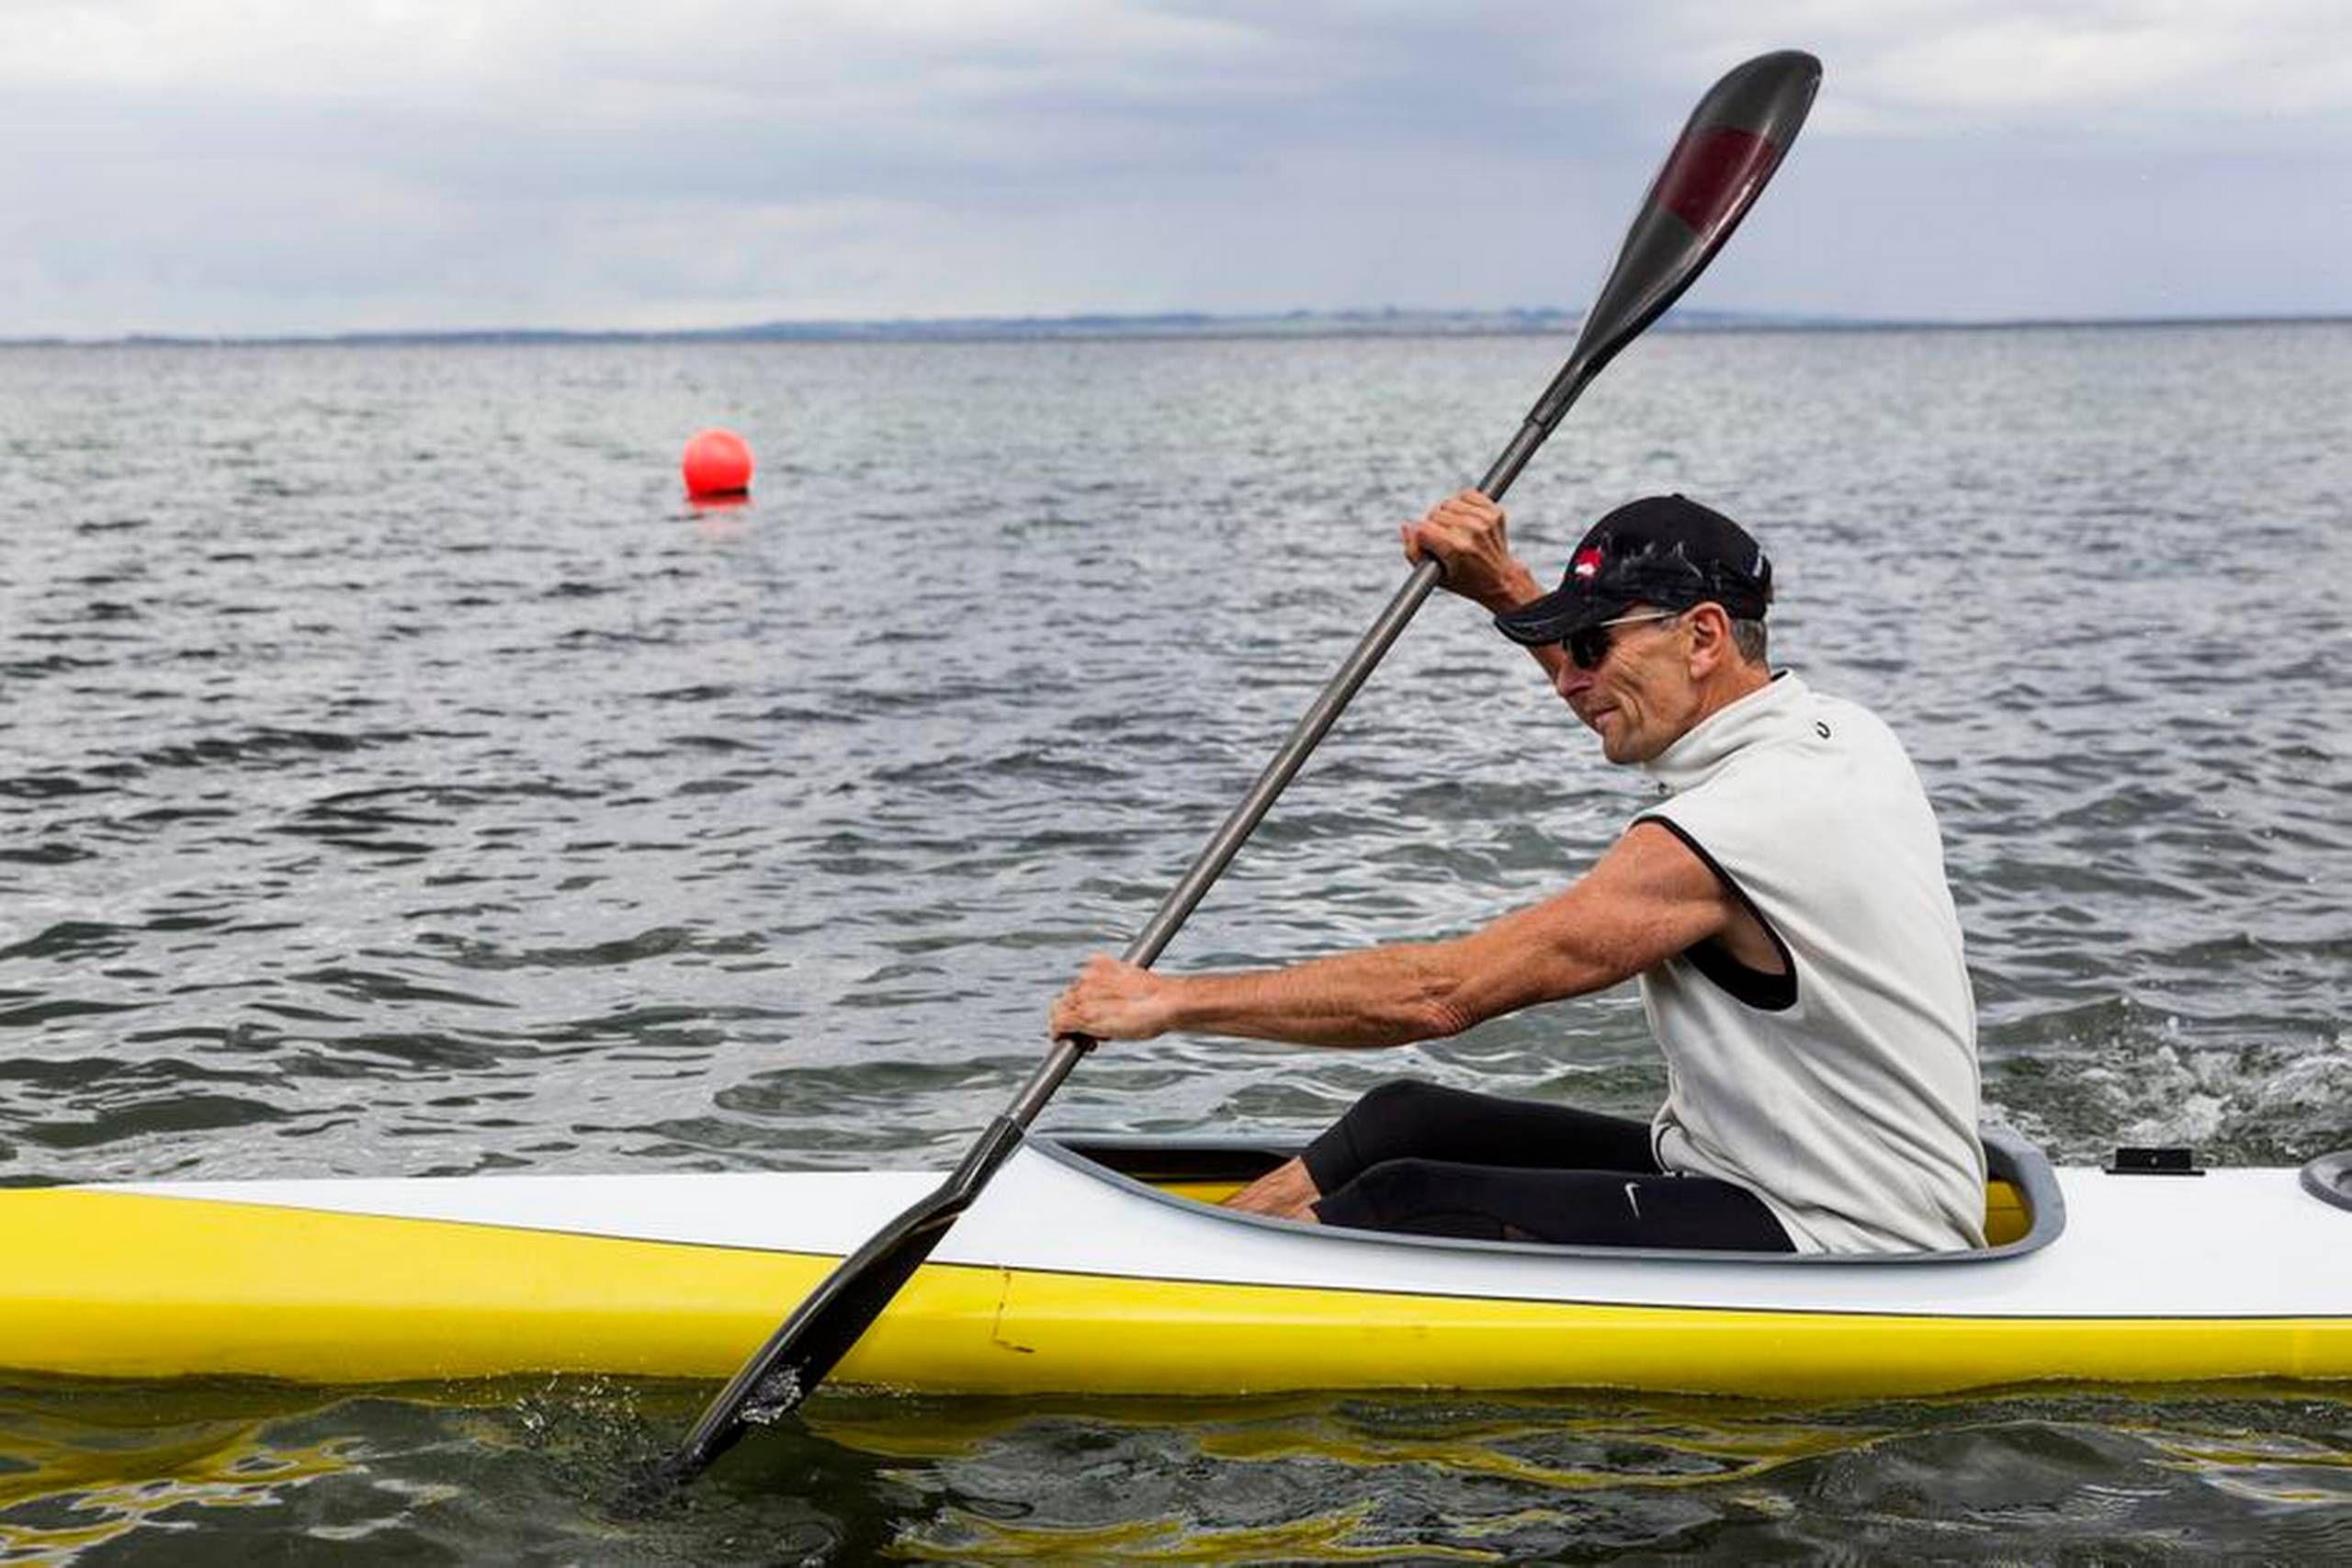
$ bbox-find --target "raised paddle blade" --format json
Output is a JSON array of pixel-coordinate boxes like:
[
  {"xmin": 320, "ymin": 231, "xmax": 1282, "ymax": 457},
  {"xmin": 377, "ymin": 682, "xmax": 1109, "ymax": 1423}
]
[
  {"xmin": 1529, "ymin": 51, "xmax": 1821, "ymax": 436},
  {"xmin": 1478, "ymin": 50, "xmax": 1819, "ymax": 502},
  {"xmin": 1567, "ymin": 51, "xmax": 1817, "ymax": 386}
]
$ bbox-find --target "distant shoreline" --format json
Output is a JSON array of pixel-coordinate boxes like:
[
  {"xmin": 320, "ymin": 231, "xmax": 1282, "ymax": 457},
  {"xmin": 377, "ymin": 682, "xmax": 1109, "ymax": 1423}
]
[{"xmin": 3, "ymin": 307, "xmax": 2346, "ymax": 349}]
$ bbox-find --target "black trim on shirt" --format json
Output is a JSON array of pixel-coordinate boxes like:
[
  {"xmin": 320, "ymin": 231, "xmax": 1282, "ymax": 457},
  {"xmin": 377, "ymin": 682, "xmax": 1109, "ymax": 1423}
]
[{"xmin": 1631, "ymin": 814, "xmax": 1798, "ymax": 1012}]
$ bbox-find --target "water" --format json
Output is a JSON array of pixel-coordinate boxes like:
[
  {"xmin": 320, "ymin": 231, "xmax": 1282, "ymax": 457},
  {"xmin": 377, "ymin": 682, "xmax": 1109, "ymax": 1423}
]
[{"xmin": 2, "ymin": 325, "xmax": 2348, "ymax": 1559}]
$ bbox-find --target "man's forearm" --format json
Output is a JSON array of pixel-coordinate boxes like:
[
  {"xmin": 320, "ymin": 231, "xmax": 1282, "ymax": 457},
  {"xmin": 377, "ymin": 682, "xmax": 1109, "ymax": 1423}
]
[
  {"xmin": 1157, "ymin": 942, "xmax": 1474, "ymax": 1048},
  {"xmin": 1482, "ymin": 560, "xmax": 1567, "ymax": 682},
  {"xmin": 1479, "ymin": 558, "xmax": 1546, "ymax": 615}
]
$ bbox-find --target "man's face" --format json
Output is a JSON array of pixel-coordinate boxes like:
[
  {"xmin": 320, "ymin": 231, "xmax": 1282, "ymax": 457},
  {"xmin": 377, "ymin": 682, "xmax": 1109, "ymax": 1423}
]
[{"xmin": 1552, "ymin": 606, "xmax": 1704, "ymax": 764}]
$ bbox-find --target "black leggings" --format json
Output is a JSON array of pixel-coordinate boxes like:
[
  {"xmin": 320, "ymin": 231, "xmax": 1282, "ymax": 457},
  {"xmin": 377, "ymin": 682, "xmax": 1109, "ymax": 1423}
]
[{"xmin": 1302, "ymin": 1078, "xmax": 1793, "ymax": 1251}]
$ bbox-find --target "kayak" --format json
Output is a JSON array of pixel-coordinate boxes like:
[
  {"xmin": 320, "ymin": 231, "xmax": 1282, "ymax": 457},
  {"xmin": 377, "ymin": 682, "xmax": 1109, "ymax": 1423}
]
[{"xmin": 5, "ymin": 1131, "xmax": 2348, "ymax": 1398}]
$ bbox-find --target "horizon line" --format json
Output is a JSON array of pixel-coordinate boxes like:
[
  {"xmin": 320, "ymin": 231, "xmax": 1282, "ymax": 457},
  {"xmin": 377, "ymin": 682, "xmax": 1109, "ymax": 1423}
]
[{"xmin": 4, "ymin": 304, "xmax": 2347, "ymax": 349}]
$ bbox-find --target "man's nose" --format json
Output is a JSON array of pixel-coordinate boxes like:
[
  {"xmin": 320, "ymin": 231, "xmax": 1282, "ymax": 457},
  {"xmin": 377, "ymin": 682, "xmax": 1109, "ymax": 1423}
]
[{"xmin": 1554, "ymin": 657, "xmax": 1593, "ymax": 700}]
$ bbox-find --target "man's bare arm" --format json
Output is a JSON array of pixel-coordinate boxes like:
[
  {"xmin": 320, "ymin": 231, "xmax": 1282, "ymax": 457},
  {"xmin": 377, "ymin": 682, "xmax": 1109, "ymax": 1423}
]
[{"xmin": 1048, "ymin": 822, "xmax": 1736, "ymax": 1047}]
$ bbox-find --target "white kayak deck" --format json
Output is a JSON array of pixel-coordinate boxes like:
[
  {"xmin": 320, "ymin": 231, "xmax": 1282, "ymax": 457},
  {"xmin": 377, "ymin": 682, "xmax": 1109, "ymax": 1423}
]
[{"xmin": 105, "ymin": 1132, "xmax": 2352, "ymax": 1321}]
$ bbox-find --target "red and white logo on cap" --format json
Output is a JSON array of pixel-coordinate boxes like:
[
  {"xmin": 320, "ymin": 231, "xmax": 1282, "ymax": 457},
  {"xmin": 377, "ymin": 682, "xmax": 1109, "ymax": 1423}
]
[{"xmin": 1572, "ymin": 547, "xmax": 1604, "ymax": 581}]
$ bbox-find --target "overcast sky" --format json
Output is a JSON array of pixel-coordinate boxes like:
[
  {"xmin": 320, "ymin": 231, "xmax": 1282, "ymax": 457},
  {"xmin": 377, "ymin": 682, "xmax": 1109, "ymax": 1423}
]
[{"xmin": 4, "ymin": 0, "xmax": 2346, "ymax": 337}]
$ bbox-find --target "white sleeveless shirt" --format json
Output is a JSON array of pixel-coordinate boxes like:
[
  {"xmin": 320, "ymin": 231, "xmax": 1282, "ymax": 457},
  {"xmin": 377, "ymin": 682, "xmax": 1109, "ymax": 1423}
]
[{"xmin": 1633, "ymin": 671, "xmax": 1985, "ymax": 1254}]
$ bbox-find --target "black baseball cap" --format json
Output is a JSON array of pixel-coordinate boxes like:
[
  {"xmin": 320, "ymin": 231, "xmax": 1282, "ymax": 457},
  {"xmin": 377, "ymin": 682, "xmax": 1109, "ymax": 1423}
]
[{"xmin": 1494, "ymin": 494, "xmax": 1772, "ymax": 646}]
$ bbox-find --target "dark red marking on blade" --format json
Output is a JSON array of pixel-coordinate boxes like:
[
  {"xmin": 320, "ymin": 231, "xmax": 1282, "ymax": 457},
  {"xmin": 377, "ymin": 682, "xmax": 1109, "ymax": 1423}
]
[{"xmin": 1651, "ymin": 126, "xmax": 1781, "ymax": 236}]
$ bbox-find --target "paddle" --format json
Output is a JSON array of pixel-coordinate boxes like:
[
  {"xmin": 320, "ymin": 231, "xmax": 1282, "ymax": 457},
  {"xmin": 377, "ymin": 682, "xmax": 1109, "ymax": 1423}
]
[{"xmin": 644, "ymin": 47, "xmax": 1820, "ymax": 1494}]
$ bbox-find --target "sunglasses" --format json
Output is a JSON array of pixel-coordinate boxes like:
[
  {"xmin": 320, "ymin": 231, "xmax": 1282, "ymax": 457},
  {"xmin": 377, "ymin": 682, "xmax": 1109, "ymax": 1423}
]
[{"xmin": 1564, "ymin": 609, "xmax": 1685, "ymax": 671}]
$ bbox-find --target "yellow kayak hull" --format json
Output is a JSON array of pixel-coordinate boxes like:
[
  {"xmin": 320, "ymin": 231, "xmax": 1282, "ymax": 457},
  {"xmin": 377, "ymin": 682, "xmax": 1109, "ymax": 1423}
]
[{"xmin": 8, "ymin": 1184, "xmax": 2349, "ymax": 1398}]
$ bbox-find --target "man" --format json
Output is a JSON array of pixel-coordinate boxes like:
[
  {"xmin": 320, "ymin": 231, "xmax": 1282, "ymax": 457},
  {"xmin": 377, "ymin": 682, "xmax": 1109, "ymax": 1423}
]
[{"xmin": 1049, "ymin": 490, "xmax": 1984, "ymax": 1255}]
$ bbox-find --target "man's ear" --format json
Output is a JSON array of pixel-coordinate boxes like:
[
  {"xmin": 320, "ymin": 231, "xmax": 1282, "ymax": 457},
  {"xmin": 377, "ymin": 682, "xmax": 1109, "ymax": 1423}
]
[{"xmin": 1686, "ymin": 602, "xmax": 1734, "ymax": 676}]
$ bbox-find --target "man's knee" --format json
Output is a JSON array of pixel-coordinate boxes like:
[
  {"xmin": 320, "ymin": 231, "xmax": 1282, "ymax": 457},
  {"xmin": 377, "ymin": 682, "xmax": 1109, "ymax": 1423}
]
[
  {"xmin": 1346, "ymin": 1076, "xmax": 1457, "ymax": 1130},
  {"xmin": 1312, "ymin": 1078, "xmax": 1488, "ymax": 1192}
]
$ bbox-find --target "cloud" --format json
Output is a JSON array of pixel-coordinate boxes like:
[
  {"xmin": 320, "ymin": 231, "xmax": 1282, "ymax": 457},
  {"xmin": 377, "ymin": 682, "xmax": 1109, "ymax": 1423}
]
[{"xmin": 0, "ymin": 0, "xmax": 2345, "ymax": 334}]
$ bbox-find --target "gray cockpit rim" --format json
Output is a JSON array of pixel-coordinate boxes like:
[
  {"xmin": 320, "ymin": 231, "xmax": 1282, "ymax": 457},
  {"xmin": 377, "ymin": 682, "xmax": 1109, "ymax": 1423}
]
[
  {"xmin": 1029, "ymin": 1124, "xmax": 2065, "ymax": 1265},
  {"xmin": 2304, "ymin": 1150, "xmax": 2352, "ymax": 1213}
]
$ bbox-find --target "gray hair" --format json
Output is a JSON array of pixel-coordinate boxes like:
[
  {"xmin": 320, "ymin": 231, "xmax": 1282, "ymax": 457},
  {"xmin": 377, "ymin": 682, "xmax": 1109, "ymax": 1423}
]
[{"xmin": 1730, "ymin": 617, "xmax": 1770, "ymax": 666}]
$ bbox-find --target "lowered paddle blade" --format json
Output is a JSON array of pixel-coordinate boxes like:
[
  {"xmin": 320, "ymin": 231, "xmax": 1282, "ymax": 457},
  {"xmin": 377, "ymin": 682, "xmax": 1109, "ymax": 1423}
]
[{"xmin": 638, "ymin": 1112, "xmax": 1026, "ymax": 1494}]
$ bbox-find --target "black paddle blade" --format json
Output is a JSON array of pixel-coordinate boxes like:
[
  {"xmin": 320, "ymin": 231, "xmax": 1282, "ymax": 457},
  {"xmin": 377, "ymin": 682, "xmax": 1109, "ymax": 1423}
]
[
  {"xmin": 634, "ymin": 1113, "xmax": 1027, "ymax": 1499},
  {"xmin": 1532, "ymin": 51, "xmax": 1821, "ymax": 433}
]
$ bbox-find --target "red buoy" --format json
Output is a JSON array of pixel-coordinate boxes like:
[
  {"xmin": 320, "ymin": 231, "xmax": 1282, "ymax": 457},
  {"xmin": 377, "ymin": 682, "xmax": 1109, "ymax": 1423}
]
[{"xmin": 683, "ymin": 428, "xmax": 753, "ymax": 498}]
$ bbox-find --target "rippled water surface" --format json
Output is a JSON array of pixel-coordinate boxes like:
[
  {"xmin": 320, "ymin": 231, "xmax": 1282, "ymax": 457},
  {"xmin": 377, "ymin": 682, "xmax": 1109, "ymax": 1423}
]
[{"xmin": 2, "ymin": 326, "xmax": 2348, "ymax": 1560}]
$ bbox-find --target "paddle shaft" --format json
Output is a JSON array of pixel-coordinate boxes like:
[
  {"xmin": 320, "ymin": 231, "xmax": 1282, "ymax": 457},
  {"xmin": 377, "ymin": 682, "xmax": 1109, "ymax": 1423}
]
[{"xmin": 650, "ymin": 49, "xmax": 1818, "ymax": 1492}]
